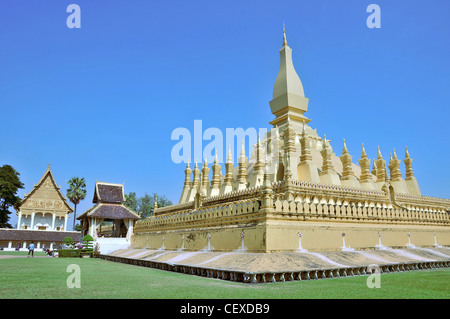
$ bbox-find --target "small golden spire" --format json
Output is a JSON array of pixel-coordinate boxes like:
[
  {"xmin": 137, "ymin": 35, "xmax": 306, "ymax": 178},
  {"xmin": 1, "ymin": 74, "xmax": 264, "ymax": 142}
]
[
  {"xmin": 240, "ymin": 139, "xmax": 246, "ymax": 156},
  {"xmin": 283, "ymin": 22, "xmax": 288, "ymax": 47},
  {"xmin": 154, "ymin": 193, "xmax": 158, "ymax": 209},
  {"xmin": 377, "ymin": 146, "xmax": 383, "ymax": 159},
  {"xmin": 361, "ymin": 143, "xmax": 367, "ymax": 158},
  {"xmin": 342, "ymin": 138, "xmax": 348, "ymax": 154},
  {"xmin": 227, "ymin": 145, "xmax": 233, "ymax": 163}
]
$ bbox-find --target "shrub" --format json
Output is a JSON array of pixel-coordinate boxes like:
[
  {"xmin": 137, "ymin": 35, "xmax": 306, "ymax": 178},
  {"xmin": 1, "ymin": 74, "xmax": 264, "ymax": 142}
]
[
  {"xmin": 63, "ymin": 237, "xmax": 74, "ymax": 244},
  {"xmin": 93, "ymin": 242, "xmax": 101, "ymax": 257},
  {"xmin": 60, "ymin": 237, "xmax": 75, "ymax": 249},
  {"xmin": 81, "ymin": 241, "xmax": 94, "ymax": 252},
  {"xmin": 82, "ymin": 234, "xmax": 94, "ymax": 242}
]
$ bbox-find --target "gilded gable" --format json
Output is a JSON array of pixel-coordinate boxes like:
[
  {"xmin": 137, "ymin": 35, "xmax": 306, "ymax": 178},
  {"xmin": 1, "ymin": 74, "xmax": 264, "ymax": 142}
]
[{"xmin": 19, "ymin": 167, "xmax": 73, "ymax": 217}]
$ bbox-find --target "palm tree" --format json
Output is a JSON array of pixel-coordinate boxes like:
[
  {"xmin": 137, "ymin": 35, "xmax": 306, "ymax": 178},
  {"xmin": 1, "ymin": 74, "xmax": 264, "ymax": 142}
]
[{"xmin": 66, "ymin": 177, "xmax": 87, "ymax": 230}]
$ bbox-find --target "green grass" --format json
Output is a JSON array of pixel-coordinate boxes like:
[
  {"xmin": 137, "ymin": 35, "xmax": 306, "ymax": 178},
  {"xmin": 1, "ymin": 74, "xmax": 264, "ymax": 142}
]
[{"xmin": 0, "ymin": 254, "xmax": 449, "ymax": 299}]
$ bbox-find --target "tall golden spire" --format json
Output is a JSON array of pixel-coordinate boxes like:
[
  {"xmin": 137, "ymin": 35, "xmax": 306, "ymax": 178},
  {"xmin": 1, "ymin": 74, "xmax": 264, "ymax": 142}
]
[
  {"xmin": 201, "ymin": 156, "xmax": 210, "ymax": 190},
  {"xmin": 389, "ymin": 149, "xmax": 402, "ymax": 182},
  {"xmin": 192, "ymin": 159, "xmax": 200, "ymax": 188},
  {"xmin": 403, "ymin": 146, "xmax": 421, "ymax": 195},
  {"xmin": 299, "ymin": 123, "xmax": 312, "ymax": 163},
  {"xmin": 320, "ymin": 136, "xmax": 335, "ymax": 175},
  {"xmin": 404, "ymin": 146, "xmax": 414, "ymax": 179},
  {"xmin": 359, "ymin": 143, "xmax": 372, "ymax": 184},
  {"xmin": 340, "ymin": 139, "xmax": 357, "ymax": 184},
  {"xmin": 269, "ymin": 23, "xmax": 309, "ymax": 127},
  {"xmin": 178, "ymin": 160, "xmax": 192, "ymax": 204},
  {"xmin": 375, "ymin": 147, "xmax": 386, "ymax": 183},
  {"xmin": 210, "ymin": 151, "xmax": 221, "ymax": 196},
  {"xmin": 183, "ymin": 160, "xmax": 191, "ymax": 187},
  {"xmin": 237, "ymin": 140, "xmax": 248, "ymax": 189}
]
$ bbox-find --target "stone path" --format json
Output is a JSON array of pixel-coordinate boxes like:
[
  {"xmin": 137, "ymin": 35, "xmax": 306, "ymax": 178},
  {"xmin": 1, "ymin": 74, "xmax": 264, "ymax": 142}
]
[{"xmin": 0, "ymin": 255, "xmax": 48, "ymax": 259}]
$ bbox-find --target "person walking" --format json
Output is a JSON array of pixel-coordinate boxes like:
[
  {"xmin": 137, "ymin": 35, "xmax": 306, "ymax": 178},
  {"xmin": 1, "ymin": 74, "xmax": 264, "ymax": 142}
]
[{"xmin": 28, "ymin": 241, "xmax": 35, "ymax": 257}]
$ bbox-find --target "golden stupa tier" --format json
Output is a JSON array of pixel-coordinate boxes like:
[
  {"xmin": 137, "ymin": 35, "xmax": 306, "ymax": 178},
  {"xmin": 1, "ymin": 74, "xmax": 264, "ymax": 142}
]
[
  {"xmin": 176, "ymin": 119, "xmax": 422, "ymax": 206},
  {"xmin": 134, "ymin": 175, "xmax": 449, "ymax": 252}
]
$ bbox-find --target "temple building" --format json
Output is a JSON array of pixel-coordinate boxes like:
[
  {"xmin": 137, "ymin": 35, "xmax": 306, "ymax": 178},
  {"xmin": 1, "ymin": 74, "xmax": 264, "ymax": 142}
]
[
  {"xmin": 131, "ymin": 27, "xmax": 449, "ymax": 253},
  {"xmin": 78, "ymin": 181, "xmax": 140, "ymax": 253},
  {"xmin": 0, "ymin": 165, "xmax": 79, "ymax": 252},
  {"xmin": 16, "ymin": 164, "xmax": 73, "ymax": 231}
]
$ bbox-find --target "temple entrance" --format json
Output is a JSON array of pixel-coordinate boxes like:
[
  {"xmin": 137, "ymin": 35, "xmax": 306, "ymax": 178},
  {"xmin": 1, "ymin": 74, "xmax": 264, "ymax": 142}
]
[{"xmin": 97, "ymin": 219, "xmax": 128, "ymax": 238}]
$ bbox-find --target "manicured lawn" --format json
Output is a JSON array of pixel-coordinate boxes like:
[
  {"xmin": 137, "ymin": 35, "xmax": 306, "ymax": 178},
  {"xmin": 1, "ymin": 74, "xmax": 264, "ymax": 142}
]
[{"xmin": 0, "ymin": 253, "xmax": 448, "ymax": 299}]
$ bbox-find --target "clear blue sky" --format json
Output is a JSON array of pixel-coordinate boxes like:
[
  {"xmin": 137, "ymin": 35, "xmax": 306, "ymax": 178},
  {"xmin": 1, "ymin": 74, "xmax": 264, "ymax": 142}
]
[{"xmin": 1, "ymin": 0, "xmax": 449, "ymax": 230}]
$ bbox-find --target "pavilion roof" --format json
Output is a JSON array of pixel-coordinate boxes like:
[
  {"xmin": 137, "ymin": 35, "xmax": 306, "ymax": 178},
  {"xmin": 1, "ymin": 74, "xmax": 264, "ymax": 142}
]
[
  {"xmin": 77, "ymin": 203, "xmax": 140, "ymax": 220},
  {"xmin": 93, "ymin": 182, "xmax": 125, "ymax": 204}
]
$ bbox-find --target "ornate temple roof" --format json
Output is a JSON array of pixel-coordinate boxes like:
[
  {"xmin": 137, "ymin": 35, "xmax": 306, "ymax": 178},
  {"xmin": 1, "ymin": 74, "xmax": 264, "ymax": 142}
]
[
  {"xmin": 79, "ymin": 181, "xmax": 139, "ymax": 221},
  {"xmin": 18, "ymin": 164, "xmax": 73, "ymax": 214},
  {"xmin": 93, "ymin": 182, "xmax": 125, "ymax": 204}
]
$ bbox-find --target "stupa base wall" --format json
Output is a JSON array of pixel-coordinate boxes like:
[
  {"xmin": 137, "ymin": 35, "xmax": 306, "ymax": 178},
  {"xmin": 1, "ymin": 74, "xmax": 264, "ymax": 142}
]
[
  {"xmin": 132, "ymin": 218, "xmax": 449, "ymax": 253},
  {"xmin": 264, "ymin": 219, "xmax": 450, "ymax": 252},
  {"xmin": 131, "ymin": 223, "xmax": 268, "ymax": 253}
]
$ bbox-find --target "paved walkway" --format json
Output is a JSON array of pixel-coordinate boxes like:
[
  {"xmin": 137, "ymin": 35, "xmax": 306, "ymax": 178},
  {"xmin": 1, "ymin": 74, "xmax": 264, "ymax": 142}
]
[{"xmin": 0, "ymin": 255, "xmax": 48, "ymax": 259}]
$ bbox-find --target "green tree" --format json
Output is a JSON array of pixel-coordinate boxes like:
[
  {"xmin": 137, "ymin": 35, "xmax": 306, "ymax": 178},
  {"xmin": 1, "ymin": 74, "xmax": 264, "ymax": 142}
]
[
  {"xmin": 124, "ymin": 192, "xmax": 138, "ymax": 212},
  {"xmin": 125, "ymin": 192, "xmax": 173, "ymax": 219},
  {"xmin": 138, "ymin": 193, "xmax": 153, "ymax": 219},
  {"xmin": 66, "ymin": 177, "xmax": 87, "ymax": 230},
  {"xmin": 0, "ymin": 165, "xmax": 24, "ymax": 228}
]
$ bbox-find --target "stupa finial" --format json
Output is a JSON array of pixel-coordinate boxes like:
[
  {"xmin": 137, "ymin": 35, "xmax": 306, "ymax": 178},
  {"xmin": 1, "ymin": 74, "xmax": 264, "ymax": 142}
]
[
  {"xmin": 377, "ymin": 146, "xmax": 383, "ymax": 159},
  {"xmin": 283, "ymin": 22, "xmax": 287, "ymax": 46},
  {"xmin": 342, "ymin": 138, "xmax": 349, "ymax": 154},
  {"xmin": 214, "ymin": 150, "xmax": 218, "ymax": 164},
  {"xmin": 227, "ymin": 145, "xmax": 233, "ymax": 163},
  {"xmin": 392, "ymin": 148, "xmax": 398, "ymax": 159},
  {"xmin": 154, "ymin": 193, "xmax": 158, "ymax": 209},
  {"xmin": 361, "ymin": 143, "xmax": 367, "ymax": 158}
]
